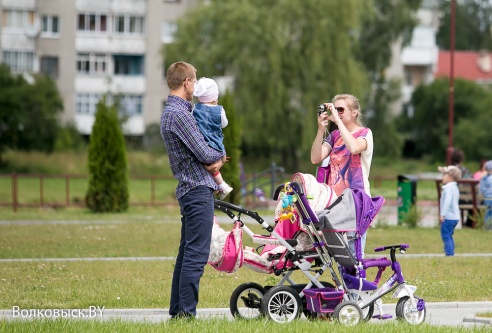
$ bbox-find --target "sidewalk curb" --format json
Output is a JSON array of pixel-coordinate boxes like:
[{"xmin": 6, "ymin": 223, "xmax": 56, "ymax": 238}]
[{"xmin": 463, "ymin": 316, "xmax": 492, "ymax": 325}]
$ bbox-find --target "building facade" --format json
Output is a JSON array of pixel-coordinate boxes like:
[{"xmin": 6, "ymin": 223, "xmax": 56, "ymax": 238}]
[
  {"xmin": 0, "ymin": 0, "xmax": 198, "ymax": 135},
  {"xmin": 385, "ymin": 0, "xmax": 440, "ymax": 117}
]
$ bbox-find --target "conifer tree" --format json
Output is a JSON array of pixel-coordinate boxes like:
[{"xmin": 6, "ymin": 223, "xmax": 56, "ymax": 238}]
[{"xmin": 86, "ymin": 96, "xmax": 129, "ymax": 212}]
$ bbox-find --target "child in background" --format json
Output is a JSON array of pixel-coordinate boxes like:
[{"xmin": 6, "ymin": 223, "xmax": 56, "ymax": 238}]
[
  {"xmin": 479, "ymin": 160, "xmax": 492, "ymax": 230},
  {"xmin": 438, "ymin": 165, "xmax": 462, "ymax": 256},
  {"xmin": 193, "ymin": 78, "xmax": 233, "ymax": 199},
  {"xmin": 473, "ymin": 160, "xmax": 487, "ymax": 180}
]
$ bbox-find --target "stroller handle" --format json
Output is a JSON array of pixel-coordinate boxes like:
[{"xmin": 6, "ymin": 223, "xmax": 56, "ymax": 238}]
[
  {"xmin": 272, "ymin": 181, "xmax": 305, "ymax": 200},
  {"xmin": 374, "ymin": 244, "xmax": 409, "ymax": 252},
  {"xmin": 214, "ymin": 200, "xmax": 264, "ymax": 223}
]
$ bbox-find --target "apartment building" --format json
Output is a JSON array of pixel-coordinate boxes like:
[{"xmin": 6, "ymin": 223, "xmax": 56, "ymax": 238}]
[
  {"xmin": 0, "ymin": 0, "xmax": 198, "ymax": 135},
  {"xmin": 385, "ymin": 0, "xmax": 440, "ymax": 116}
]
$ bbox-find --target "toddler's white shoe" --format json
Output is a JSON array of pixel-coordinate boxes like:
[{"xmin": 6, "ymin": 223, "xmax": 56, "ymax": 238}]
[{"xmin": 219, "ymin": 186, "xmax": 233, "ymax": 200}]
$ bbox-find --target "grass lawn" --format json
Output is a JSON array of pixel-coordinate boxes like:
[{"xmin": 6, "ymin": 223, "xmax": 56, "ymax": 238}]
[{"xmin": 2, "ymin": 318, "xmax": 490, "ymax": 333}]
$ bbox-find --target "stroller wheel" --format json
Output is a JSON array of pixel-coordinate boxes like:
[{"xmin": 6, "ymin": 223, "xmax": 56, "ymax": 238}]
[
  {"xmin": 230, "ymin": 282, "xmax": 265, "ymax": 320},
  {"xmin": 395, "ymin": 296, "xmax": 426, "ymax": 325},
  {"xmin": 261, "ymin": 286, "xmax": 302, "ymax": 323},
  {"xmin": 334, "ymin": 301, "xmax": 362, "ymax": 326}
]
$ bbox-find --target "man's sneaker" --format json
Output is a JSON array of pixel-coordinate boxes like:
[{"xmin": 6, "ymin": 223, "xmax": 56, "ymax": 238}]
[{"xmin": 219, "ymin": 186, "xmax": 233, "ymax": 200}]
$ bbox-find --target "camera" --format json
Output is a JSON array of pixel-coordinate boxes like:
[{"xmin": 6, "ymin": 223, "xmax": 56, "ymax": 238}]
[{"xmin": 317, "ymin": 104, "xmax": 327, "ymax": 116}]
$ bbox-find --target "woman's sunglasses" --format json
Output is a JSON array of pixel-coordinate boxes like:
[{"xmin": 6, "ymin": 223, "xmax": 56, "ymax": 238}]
[{"xmin": 335, "ymin": 107, "xmax": 346, "ymax": 114}]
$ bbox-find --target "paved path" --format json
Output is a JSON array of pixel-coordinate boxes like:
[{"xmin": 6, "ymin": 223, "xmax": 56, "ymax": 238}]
[{"xmin": 1, "ymin": 302, "xmax": 491, "ymax": 327}]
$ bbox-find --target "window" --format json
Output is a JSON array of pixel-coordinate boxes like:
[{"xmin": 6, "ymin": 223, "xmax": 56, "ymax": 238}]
[
  {"xmin": 3, "ymin": 9, "xmax": 35, "ymax": 29},
  {"xmin": 2, "ymin": 50, "xmax": 35, "ymax": 72},
  {"xmin": 40, "ymin": 56, "xmax": 59, "ymax": 78},
  {"xmin": 76, "ymin": 53, "xmax": 107, "ymax": 75},
  {"xmin": 42, "ymin": 15, "xmax": 59, "ymax": 36},
  {"xmin": 77, "ymin": 13, "xmax": 107, "ymax": 32},
  {"xmin": 161, "ymin": 21, "xmax": 177, "ymax": 43},
  {"xmin": 76, "ymin": 93, "xmax": 143, "ymax": 116},
  {"xmin": 119, "ymin": 95, "xmax": 143, "ymax": 116},
  {"xmin": 76, "ymin": 93, "xmax": 101, "ymax": 115},
  {"xmin": 114, "ymin": 15, "xmax": 145, "ymax": 35},
  {"xmin": 113, "ymin": 55, "xmax": 144, "ymax": 76}
]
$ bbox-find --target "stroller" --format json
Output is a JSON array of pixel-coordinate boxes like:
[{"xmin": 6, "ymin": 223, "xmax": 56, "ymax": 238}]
[
  {"xmin": 213, "ymin": 178, "xmax": 426, "ymax": 325},
  {"xmin": 212, "ymin": 174, "xmax": 339, "ymax": 321}
]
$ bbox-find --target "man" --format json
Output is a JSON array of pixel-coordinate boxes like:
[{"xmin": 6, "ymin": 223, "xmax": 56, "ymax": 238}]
[{"xmin": 160, "ymin": 61, "xmax": 226, "ymax": 319}]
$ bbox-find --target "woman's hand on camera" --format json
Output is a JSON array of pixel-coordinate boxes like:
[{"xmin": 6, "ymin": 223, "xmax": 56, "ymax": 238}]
[
  {"xmin": 325, "ymin": 103, "xmax": 341, "ymax": 124},
  {"xmin": 317, "ymin": 111, "xmax": 329, "ymax": 130}
]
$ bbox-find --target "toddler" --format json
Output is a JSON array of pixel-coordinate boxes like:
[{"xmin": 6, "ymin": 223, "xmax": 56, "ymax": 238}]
[
  {"xmin": 193, "ymin": 78, "xmax": 233, "ymax": 199},
  {"xmin": 438, "ymin": 165, "xmax": 462, "ymax": 256}
]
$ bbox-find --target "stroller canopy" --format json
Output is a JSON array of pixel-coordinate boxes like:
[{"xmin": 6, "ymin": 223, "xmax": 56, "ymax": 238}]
[{"xmin": 316, "ymin": 188, "xmax": 385, "ymax": 236}]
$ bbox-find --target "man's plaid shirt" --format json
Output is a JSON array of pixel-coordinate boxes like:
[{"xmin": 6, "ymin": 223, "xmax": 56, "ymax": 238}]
[{"xmin": 160, "ymin": 95, "xmax": 224, "ymax": 199}]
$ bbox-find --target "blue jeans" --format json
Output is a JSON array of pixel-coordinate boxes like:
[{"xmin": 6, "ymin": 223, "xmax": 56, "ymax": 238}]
[
  {"xmin": 440, "ymin": 219, "xmax": 458, "ymax": 256},
  {"xmin": 484, "ymin": 199, "xmax": 492, "ymax": 230},
  {"xmin": 348, "ymin": 231, "xmax": 366, "ymax": 259},
  {"xmin": 170, "ymin": 186, "xmax": 214, "ymax": 317}
]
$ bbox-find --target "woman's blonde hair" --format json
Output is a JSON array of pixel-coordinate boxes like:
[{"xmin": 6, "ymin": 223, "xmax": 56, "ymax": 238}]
[{"xmin": 332, "ymin": 94, "xmax": 364, "ymax": 127}]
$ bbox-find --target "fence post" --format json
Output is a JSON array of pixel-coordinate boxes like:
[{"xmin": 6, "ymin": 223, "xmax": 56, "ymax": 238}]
[{"xmin": 12, "ymin": 173, "xmax": 17, "ymax": 213}]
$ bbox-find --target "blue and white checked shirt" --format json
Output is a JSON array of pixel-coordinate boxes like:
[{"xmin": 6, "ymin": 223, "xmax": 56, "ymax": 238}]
[
  {"xmin": 479, "ymin": 174, "xmax": 492, "ymax": 199},
  {"xmin": 160, "ymin": 95, "xmax": 225, "ymax": 199}
]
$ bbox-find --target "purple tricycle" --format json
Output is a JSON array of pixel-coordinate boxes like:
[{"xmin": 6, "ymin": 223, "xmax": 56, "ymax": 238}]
[{"xmin": 283, "ymin": 182, "xmax": 427, "ymax": 325}]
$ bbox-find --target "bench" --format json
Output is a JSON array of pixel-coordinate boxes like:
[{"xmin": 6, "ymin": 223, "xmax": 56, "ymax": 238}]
[{"xmin": 435, "ymin": 179, "xmax": 485, "ymax": 228}]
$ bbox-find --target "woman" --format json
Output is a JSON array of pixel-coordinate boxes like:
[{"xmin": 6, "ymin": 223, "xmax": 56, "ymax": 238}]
[
  {"xmin": 311, "ymin": 94, "xmax": 374, "ymax": 256},
  {"xmin": 311, "ymin": 94, "xmax": 374, "ymax": 196}
]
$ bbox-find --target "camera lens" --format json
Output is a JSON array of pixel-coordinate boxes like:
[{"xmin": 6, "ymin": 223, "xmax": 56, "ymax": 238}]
[{"xmin": 317, "ymin": 104, "xmax": 326, "ymax": 115}]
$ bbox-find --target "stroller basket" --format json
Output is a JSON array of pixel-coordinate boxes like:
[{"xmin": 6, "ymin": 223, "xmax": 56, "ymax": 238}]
[{"xmin": 303, "ymin": 287, "xmax": 345, "ymax": 314}]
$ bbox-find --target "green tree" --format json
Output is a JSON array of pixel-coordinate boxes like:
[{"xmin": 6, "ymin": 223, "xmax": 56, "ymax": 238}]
[
  {"xmin": 164, "ymin": 0, "xmax": 370, "ymax": 170},
  {"xmin": 454, "ymin": 93, "xmax": 492, "ymax": 160},
  {"xmin": 54, "ymin": 121, "xmax": 86, "ymax": 152},
  {"xmin": 0, "ymin": 64, "xmax": 26, "ymax": 163},
  {"xmin": 398, "ymin": 78, "xmax": 492, "ymax": 161},
  {"xmin": 17, "ymin": 74, "xmax": 64, "ymax": 152},
  {"xmin": 436, "ymin": 0, "xmax": 492, "ymax": 50},
  {"xmin": 367, "ymin": 77, "xmax": 404, "ymax": 159},
  {"xmin": 0, "ymin": 65, "xmax": 63, "ymax": 163},
  {"xmin": 86, "ymin": 96, "xmax": 129, "ymax": 212},
  {"xmin": 220, "ymin": 91, "xmax": 242, "ymax": 204}
]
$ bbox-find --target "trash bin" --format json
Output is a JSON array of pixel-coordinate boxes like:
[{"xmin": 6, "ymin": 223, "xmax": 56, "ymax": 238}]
[{"xmin": 397, "ymin": 174, "xmax": 418, "ymax": 225}]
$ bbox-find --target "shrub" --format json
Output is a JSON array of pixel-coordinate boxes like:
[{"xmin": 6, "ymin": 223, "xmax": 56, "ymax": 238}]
[
  {"xmin": 85, "ymin": 96, "xmax": 129, "ymax": 212},
  {"xmin": 400, "ymin": 204, "xmax": 421, "ymax": 229}
]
